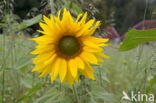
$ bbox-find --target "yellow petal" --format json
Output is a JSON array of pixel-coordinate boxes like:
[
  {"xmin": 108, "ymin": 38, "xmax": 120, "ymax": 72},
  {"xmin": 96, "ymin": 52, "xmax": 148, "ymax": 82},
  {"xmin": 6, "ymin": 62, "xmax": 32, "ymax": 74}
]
[
  {"xmin": 74, "ymin": 75, "xmax": 79, "ymax": 83},
  {"xmin": 59, "ymin": 58, "xmax": 67, "ymax": 82},
  {"xmin": 97, "ymin": 57, "xmax": 104, "ymax": 63},
  {"xmin": 84, "ymin": 63, "xmax": 95, "ymax": 80},
  {"xmin": 35, "ymin": 44, "xmax": 54, "ymax": 49},
  {"xmin": 32, "ymin": 63, "xmax": 44, "ymax": 72},
  {"xmin": 75, "ymin": 57, "xmax": 84, "ymax": 70},
  {"xmin": 98, "ymin": 43, "xmax": 109, "ymax": 47},
  {"xmin": 57, "ymin": 9, "xmax": 62, "ymax": 20},
  {"xmin": 77, "ymin": 19, "xmax": 95, "ymax": 36},
  {"xmin": 80, "ymin": 52, "xmax": 98, "ymax": 65},
  {"xmin": 39, "ymin": 22, "xmax": 52, "ymax": 33},
  {"xmin": 68, "ymin": 59, "xmax": 78, "ymax": 79},
  {"xmin": 98, "ymin": 53, "xmax": 110, "ymax": 59},
  {"xmin": 31, "ymin": 35, "xmax": 55, "ymax": 44},
  {"xmin": 62, "ymin": 8, "xmax": 73, "ymax": 28},
  {"xmin": 43, "ymin": 15, "xmax": 50, "ymax": 25},
  {"xmin": 44, "ymin": 53, "xmax": 57, "ymax": 65},
  {"xmin": 83, "ymin": 40, "xmax": 100, "ymax": 49},
  {"xmin": 76, "ymin": 14, "xmax": 83, "ymax": 22},
  {"xmin": 88, "ymin": 21, "xmax": 101, "ymax": 35},
  {"xmin": 65, "ymin": 70, "xmax": 74, "ymax": 85},
  {"xmin": 84, "ymin": 36, "xmax": 109, "ymax": 43},
  {"xmin": 39, "ymin": 64, "xmax": 51, "ymax": 77},
  {"xmin": 78, "ymin": 12, "xmax": 87, "ymax": 25},
  {"xmin": 54, "ymin": 17, "xmax": 65, "ymax": 33},
  {"xmin": 83, "ymin": 46, "xmax": 102, "ymax": 53},
  {"xmin": 50, "ymin": 58, "xmax": 61, "ymax": 81},
  {"xmin": 31, "ymin": 46, "xmax": 54, "ymax": 54},
  {"xmin": 33, "ymin": 52, "xmax": 54, "ymax": 64}
]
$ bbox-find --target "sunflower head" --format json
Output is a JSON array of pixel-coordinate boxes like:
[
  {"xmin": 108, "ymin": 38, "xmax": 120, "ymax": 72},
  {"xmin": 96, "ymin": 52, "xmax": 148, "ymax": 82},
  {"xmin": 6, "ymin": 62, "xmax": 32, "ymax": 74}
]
[{"xmin": 31, "ymin": 8, "xmax": 109, "ymax": 85}]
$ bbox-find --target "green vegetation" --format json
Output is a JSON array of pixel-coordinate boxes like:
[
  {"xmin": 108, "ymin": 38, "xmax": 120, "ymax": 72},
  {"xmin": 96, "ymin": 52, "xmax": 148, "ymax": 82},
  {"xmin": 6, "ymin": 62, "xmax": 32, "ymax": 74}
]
[
  {"xmin": 0, "ymin": 35, "xmax": 156, "ymax": 103},
  {"xmin": 120, "ymin": 29, "xmax": 156, "ymax": 51},
  {"xmin": 1, "ymin": 0, "xmax": 156, "ymax": 103}
]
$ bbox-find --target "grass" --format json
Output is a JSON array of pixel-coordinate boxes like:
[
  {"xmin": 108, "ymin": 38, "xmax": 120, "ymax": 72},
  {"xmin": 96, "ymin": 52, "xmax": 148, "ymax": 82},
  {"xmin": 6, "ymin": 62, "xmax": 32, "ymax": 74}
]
[{"xmin": 0, "ymin": 35, "xmax": 156, "ymax": 103}]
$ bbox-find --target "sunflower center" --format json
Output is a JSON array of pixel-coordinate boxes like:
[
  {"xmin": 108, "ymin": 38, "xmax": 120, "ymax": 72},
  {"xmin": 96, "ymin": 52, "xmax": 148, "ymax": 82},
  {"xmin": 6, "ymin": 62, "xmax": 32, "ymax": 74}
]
[{"xmin": 58, "ymin": 36, "xmax": 80, "ymax": 56}]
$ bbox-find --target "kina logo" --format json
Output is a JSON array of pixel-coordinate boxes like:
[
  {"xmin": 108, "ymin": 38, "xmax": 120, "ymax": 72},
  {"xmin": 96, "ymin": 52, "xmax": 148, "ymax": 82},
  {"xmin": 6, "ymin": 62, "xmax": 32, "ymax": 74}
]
[{"xmin": 121, "ymin": 91, "xmax": 155, "ymax": 102}]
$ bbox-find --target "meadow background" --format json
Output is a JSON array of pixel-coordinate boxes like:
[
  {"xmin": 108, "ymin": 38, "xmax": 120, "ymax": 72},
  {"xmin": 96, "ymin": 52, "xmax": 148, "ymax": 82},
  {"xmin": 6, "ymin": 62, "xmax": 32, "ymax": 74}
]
[{"xmin": 0, "ymin": 0, "xmax": 156, "ymax": 103}]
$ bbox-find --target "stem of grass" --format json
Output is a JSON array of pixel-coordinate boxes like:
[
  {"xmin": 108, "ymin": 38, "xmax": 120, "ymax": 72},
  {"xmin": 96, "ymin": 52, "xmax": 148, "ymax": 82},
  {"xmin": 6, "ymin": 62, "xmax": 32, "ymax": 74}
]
[{"xmin": 72, "ymin": 84, "xmax": 80, "ymax": 103}]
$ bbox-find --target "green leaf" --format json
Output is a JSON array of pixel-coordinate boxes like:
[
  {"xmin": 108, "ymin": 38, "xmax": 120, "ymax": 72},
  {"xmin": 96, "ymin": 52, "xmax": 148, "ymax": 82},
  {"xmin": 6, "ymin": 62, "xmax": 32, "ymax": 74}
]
[
  {"xmin": 17, "ymin": 14, "xmax": 42, "ymax": 30},
  {"xmin": 70, "ymin": 2, "xmax": 83, "ymax": 14},
  {"xmin": 15, "ymin": 54, "xmax": 32, "ymax": 70},
  {"xmin": 33, "ymin": 88, "xmax": 64, "ymax": 103},
  {"xmin": 63, "ymin": 1, "xmax": 83, "ymax": 15},
  {"xmin": 16, "ymin": 83, "xmax": 44, "ymax": 103},
  {"xmin": 119, "ymin": 29, "xmax": 156, "ymax": 51}
]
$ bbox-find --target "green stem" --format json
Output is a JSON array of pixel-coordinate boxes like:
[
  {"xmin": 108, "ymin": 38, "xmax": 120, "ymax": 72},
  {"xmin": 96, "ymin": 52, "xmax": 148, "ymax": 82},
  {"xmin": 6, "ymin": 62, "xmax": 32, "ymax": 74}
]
[{"xmin": 72, "ymin": 84, "xmax": 80, "ymax": 103}]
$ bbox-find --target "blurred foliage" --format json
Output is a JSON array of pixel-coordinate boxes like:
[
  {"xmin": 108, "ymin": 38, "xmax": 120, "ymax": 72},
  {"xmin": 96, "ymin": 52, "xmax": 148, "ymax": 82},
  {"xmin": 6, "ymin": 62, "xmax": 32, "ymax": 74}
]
[
  {"xmin": 0, "ymin": 0, "xmax": 155, "ymax": 36},
  {"xmin": 14, "ymin": 0, "xmax": 41, "ymax": 18},
  {"xmin": 17, "ymin": 14, "xmax": 42, "ymax": 31},
  {"xmin": 12, "ymin": 0, "xmax": 154, "ymax": 35}
]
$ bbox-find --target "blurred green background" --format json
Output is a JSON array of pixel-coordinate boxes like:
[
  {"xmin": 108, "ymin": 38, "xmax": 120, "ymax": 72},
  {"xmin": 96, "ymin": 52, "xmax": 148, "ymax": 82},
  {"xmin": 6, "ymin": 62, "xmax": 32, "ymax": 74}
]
[{"xmin": 1, "ymin": 0, "xmax": 156, "ymax": 103}]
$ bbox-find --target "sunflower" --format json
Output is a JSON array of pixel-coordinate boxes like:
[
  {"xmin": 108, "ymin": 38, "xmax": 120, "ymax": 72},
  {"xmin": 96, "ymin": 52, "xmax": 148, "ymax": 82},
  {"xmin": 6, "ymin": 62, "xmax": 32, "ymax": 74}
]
[{"xmin": 31, "ymin": 8, "xmax": 109, "ymax": 85}]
